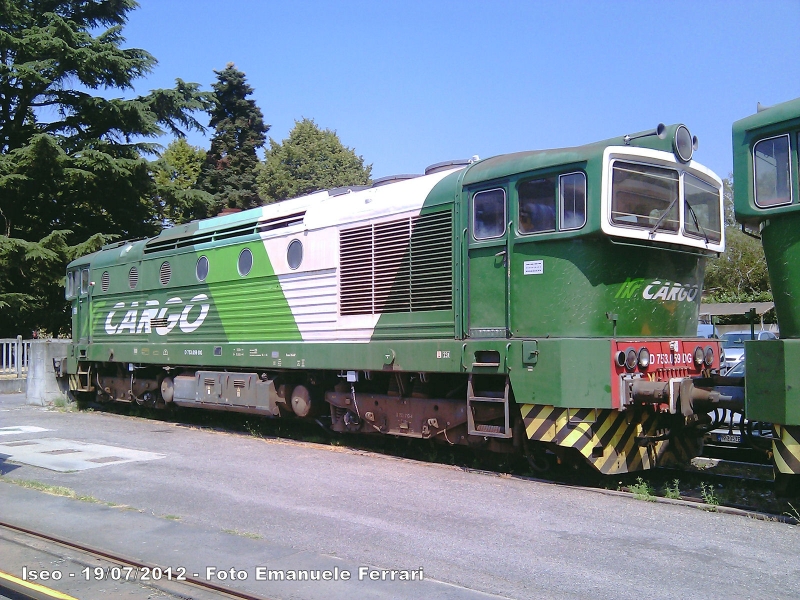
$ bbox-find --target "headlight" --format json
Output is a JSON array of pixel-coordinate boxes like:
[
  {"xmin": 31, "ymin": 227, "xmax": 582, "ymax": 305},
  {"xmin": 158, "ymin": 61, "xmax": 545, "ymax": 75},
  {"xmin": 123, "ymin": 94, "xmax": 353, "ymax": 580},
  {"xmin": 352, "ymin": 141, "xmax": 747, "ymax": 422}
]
[
  {"xmin": 625, "ymin": 348, "xmax": 638, "ymax": 371},
  {"xmin": 704, "ymin": 346, "xmax": 714, "ymax": 366},
  {"xmin": 693, "ymin": 346, "xmax": 705, "ymax": 366},
  {"xmin": 674, "ymin": 125, "xmax": 694, "ymax": 162},
  {"xmin": 637, "ymin": 348, "xmax": 650, "ymax": 369}
]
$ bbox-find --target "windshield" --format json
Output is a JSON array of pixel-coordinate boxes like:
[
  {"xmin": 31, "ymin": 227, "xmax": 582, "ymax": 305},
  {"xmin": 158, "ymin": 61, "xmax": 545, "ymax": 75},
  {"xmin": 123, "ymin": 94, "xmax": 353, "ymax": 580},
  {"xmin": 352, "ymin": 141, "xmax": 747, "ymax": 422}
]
[
  {"xmin": 609, "ymin": 160, "xmax": 722, "ymax": 244},
  {"xmin": 611, "ymin": 162, "xmax": 679, "ymax": 231},
  {"xmin": 684, "ymin": 174, "xmax": 722, "ymax": 243},
  {"xmin": 720, "ymin": 333, "xmax": 751, "ymax": 348}
]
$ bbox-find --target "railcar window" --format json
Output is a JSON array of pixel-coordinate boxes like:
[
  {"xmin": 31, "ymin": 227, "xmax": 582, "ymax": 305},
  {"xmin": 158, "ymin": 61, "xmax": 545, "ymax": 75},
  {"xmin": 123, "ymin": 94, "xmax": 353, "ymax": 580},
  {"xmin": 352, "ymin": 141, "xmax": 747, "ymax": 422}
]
[
  {"xmin": 287, "ymin": 239, "xmax": 303, "ymax": 270},
  {"xmin": 611, "ymin": 162, "xmax": 679, "ymax": 232},
  {"xmin": 196, "ymin": 256, "xmax": 209, "ymax": 281},
  {"xmin": 518, "ymin": 178, "xmax": 556, "ymax": 233},
  {"xmin": 80, "ymin": 268, "xmax": 89, "ymax": 295},
  {"xmin": 238, "ymin": 248, "xmax": 253, "ymax": 277},
  {"xmin": 754, "ymin": 134, "xmax": 792, "ymax": 207},
  {"xmin": 65, "ymin": 272, "xmax": 74, "ymax": 299},
  {"xmin": 684, "ymin": 174, "xmax": 722, "ymax": 243},
  {"xmin": 473, "ymin": 189, "xmax": 506, "ymax": 240},
  {"xmin": 559, "ymin": 173, "xmax": 586, "ymax": 231}
]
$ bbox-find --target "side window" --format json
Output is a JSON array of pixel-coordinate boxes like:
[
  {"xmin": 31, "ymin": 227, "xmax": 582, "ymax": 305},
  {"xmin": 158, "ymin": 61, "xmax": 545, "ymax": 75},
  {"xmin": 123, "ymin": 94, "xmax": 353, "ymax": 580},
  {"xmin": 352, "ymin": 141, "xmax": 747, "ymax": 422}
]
[
  {"xmin": 559, "ymin": 172, "xmax": 586, "ymax": 230},
  {"xmin": 754, "ymin": 134, "xmax": 792, "ymax": 207},
  {"xmin": 65, "ymin": 272, "xmax": 74, "ymax": 299},
  {"xmin": 473, "ymin": 189, "xmax": 506, "ymax": 240},
  {"xmin": 80, "ymin": 268, "xmax": 90, "ymax": 295},
  {"xmin": 518, "ymin": 178, "xmax": 556, "ymax": 234}
]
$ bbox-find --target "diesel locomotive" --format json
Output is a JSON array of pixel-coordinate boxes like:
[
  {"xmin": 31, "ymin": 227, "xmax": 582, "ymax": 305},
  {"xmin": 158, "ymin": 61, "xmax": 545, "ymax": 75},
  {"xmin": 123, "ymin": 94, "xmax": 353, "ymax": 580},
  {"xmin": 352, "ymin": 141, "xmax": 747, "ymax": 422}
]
[
  {"xmin": 64, "ymin": 124, "xmax": 727, "ymax": 475},
  {"xmin": 733, "ymin": 97, "xmax": 800, "ymax": 491}
]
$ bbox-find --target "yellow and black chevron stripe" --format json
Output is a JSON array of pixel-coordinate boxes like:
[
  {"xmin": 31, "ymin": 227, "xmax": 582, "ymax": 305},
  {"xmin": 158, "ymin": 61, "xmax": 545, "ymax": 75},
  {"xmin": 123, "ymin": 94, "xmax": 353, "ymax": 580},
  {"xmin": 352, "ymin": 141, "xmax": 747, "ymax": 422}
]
[
  {"xmin": 773, "ymin": 425, "xmax": 800, "ymax": 475},
  {"xmin": 519, "ymin": 404, "xmax": 691, "ymax": 475}
]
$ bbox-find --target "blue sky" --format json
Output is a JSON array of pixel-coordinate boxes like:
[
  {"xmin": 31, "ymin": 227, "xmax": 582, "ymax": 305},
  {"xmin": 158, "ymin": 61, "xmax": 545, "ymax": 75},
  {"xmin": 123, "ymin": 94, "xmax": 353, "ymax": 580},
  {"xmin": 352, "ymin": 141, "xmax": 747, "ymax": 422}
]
[{"xmin": 123, "ymin": 0, "xmax": 800, "ymax": 180}]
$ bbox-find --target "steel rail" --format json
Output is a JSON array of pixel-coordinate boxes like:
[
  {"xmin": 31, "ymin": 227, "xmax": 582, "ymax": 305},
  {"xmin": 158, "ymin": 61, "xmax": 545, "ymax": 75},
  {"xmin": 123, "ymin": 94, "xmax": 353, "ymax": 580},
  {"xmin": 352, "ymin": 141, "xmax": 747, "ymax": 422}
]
[{"xmin": 0, "ymin": 519, "xmax": 272, "ymax": 600}]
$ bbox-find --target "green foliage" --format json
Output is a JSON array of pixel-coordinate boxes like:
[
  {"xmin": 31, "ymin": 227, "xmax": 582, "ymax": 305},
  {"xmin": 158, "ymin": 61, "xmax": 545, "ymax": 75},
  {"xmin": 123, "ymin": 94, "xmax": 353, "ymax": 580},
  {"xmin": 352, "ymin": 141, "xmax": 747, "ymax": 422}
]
[
  {"xmin": 150, "ymin": 138, "xmax": 212, "ymax": 225},
  {"xmin": 199, "ymin": 63, "xmax": 268, "ymax": 213},
  {"xmin": 664, "ymin": 479, "xmax": 681, "ymax": 500},
  {"xmin": 0, "ymin": 230, "xmax": 110, "ymax": 336},
  {"xmin": 703, "ymin": 175, "xmax": 774, "ymax": 323},
  {"xmin": 257, "ymin": 118, "xmax": 372, "ymax": 203},
  {"xmin": 0, "ymin": 0, "xmax": 210, "ymax": 336},
  {"xmin": 629, "ymin": 477, "xmax": 656, "ymax": 501},
  {"xmin": 700, "ymin": 482, "xmax": 719, "ymax": 511}
]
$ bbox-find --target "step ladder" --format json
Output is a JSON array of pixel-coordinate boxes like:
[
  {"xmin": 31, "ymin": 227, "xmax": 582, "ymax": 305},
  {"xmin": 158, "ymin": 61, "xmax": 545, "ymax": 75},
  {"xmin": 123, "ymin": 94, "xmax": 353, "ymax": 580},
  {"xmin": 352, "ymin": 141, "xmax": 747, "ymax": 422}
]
[{"xmin": 467, "ymin": 374, "xmax": 512, "ymax": 438}]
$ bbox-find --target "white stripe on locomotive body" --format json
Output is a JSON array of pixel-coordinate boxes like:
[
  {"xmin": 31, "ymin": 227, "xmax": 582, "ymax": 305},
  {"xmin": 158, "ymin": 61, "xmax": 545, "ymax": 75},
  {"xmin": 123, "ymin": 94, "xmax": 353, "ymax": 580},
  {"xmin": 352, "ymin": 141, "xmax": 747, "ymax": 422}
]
[{"xmin": 259, "ymin": 168, "xmax": 463, "ymax": 342}]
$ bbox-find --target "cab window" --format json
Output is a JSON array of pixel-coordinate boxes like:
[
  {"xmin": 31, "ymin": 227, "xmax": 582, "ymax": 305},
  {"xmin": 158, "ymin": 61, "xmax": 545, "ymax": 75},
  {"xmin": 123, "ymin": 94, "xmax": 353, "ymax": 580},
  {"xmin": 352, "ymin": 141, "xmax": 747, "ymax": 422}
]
[
  {"xmin": 754, "ymin": 134, "xmax": 792, "ymax": 207},
  {"xmin": 65, "ymin": 272, "xmax": 74, "ymax": 299},
  {"xmin": 473, "ymin": 189, "xmax": 506, "ymax": 240},
  {"xmin": 518, "ymin": 178, "xmax": 556, "ymax": 233},
  {"xmin": 559, "ymin": 172, "xmax": 586, "ymax": 230},
  {"xmin": 80, "ymin": 268, "xmax": 89, "ymax": 295}
]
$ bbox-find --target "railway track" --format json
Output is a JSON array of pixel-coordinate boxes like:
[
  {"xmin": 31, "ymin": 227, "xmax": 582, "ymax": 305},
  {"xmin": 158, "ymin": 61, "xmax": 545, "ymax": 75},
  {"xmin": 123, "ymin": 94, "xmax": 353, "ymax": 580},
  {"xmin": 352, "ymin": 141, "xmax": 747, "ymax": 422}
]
[{"xmin": 0, "ymin": 519, "xmax": 271, "ymax": 600}]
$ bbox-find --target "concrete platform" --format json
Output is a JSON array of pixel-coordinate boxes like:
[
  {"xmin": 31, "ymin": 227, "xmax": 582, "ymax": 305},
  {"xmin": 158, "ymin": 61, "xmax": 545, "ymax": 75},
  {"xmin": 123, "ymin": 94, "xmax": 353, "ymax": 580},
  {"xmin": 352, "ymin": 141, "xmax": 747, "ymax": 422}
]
[{"xmin": 1, "ymin": 393, "xmax": 799, "ymax": 600}]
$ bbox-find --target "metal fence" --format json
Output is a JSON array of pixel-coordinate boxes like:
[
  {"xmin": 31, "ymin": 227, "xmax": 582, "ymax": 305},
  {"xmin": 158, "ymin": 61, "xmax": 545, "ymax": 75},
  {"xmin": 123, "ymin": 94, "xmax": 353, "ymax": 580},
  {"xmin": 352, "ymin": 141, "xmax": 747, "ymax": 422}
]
[{"xmin": 0, "ymin": 336, "xmax": 32, "ymax": 378}]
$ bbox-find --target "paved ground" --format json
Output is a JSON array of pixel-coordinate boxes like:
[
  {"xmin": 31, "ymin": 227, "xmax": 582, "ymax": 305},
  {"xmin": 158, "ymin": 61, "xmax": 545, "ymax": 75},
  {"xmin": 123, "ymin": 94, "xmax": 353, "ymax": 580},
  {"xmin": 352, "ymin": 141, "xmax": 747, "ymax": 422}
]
[{"xmin": 0, "ymin": 392, "xmax": 799, "ymax": 600}]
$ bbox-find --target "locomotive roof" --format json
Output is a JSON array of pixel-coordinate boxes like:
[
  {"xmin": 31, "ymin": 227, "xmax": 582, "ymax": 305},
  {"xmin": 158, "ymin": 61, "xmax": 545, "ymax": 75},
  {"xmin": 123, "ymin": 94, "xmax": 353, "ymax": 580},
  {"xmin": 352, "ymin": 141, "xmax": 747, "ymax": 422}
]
[{"xmin": 733, "ymin": 97, "xmax": 800, "ymax": 137}]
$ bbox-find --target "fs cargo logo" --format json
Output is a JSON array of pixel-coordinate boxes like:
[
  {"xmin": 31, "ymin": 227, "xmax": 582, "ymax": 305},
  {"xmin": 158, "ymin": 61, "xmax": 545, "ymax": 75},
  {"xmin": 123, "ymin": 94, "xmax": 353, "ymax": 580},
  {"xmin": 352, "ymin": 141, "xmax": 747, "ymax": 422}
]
[
  {"xmin": 615, "ymin": 278, "xmax": 699, "ymax": 303},
  {"xmin": 104, "ymin": 294, "xmax": 210, "ymax": 335}
]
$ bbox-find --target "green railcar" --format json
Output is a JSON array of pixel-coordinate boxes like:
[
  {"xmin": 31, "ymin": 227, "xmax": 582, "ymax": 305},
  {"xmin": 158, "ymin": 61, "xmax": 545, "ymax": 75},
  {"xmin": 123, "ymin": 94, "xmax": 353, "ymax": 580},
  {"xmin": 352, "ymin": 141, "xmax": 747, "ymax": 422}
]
[
  {"xmin": 66, "ymin": 124, "xmax": 725, "ymax": 475},
  {"xmin": 733, "ymin": 97, "xmax": 800, "ymax": 487}
]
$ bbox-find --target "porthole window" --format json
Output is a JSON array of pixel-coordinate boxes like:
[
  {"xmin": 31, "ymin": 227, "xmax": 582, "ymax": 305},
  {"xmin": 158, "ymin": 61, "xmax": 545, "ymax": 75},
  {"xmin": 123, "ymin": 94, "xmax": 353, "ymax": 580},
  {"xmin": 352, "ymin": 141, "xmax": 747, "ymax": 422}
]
[
  {"xmin": 196, "ymin": 255, "xmax": 209, "ymax": 281},
  {"xmin": 238, "ymin": 248, "xmax": 253, "ymax": 277},
  {"xmin": 101, "ymin": 271, "xmax": 110, "ymax": 292},
  {"xmin": 287, "ymin": 239, "xmax": 303, "ymax": 270},
  {"xmin": 159, "ymin": 261, "xmax": 171, "ymax": 286},
  {"xmin": 128, "ymin": 266, "xmax": 139, "ymax": 289}
]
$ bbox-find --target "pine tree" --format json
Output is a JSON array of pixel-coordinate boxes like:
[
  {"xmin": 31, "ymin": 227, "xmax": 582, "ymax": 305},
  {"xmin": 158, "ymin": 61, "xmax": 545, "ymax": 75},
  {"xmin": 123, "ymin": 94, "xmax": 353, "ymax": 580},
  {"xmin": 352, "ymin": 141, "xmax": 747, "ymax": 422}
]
[
  {"xmin": 199, "ymin": 64, "xmax": 268, "ymax": 212},
  {"xmin": 257, "ymin": 118, "xmax": 372, "ymax": 203}
]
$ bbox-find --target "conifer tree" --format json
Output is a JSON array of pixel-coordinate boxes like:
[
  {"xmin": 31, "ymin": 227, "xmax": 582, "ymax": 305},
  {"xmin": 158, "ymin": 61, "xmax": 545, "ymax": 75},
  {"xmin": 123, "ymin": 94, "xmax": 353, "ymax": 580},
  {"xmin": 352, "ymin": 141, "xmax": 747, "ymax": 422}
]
[
  {"xmin": 0, "ymin": 0, "xmax": 210, "ymax": 336},
  {"xmin": 257, "ymin": 118, "xmax": 372, "ymax": 203},
  {"xmin": 199, "ymin": 64, "xmax": 268, "ymax": 212}
]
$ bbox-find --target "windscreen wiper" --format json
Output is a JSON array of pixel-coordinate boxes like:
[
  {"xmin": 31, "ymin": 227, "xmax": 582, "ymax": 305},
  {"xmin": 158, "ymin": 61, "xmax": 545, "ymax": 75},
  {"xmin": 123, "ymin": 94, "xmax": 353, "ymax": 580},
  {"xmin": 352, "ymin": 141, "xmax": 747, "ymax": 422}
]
[
  {"xmin": 649, "ymin": 196, "xmax": 678, "ymax": 236},
  {"xmin": 685, "ymin": 200, "xmax": 710, "ymax": 245}
]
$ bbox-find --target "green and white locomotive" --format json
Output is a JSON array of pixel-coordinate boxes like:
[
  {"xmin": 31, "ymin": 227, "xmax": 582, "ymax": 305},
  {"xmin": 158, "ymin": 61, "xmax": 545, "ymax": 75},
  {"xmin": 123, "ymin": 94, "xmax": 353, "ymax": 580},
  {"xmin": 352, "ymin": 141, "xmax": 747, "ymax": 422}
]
[{"xmin": 65, "ymin": 124, "xmax": 726, "ymax": 475}]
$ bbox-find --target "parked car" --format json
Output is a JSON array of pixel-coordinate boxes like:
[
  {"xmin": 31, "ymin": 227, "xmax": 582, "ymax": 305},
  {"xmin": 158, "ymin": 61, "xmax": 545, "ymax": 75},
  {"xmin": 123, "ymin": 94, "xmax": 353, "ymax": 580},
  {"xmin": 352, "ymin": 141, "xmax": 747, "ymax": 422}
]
[
  {"xmin": 696, "ymin": 323, "xmax": 719, "ymax": 338},
  {"xmin": 720, "ymin": 330, "xmax": 778, "ymax": 372}
]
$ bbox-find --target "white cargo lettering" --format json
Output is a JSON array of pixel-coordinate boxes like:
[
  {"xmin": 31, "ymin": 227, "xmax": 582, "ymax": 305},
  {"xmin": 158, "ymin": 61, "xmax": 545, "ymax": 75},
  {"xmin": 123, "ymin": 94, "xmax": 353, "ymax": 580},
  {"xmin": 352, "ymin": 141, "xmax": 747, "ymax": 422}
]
[
  {"xmin": 641, "ymin": 280, "xmax": 698, "ymax": 303},
  {"xmin": 104, "ymin": 296, "xmax": 211, "ymax": 336},
  {"xmin": 179, "ymin": 294, "xmax": 210, "ymax": 333}
]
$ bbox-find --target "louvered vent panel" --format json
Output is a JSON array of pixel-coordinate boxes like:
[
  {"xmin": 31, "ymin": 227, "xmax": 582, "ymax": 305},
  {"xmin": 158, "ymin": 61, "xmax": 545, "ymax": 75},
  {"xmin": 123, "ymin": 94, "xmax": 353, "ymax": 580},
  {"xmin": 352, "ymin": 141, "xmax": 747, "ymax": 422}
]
[
  {"xmin": 340, "ymin": 224, "xmax": 374, "ymax": 315},
  {"xmin": 374, "ymin": 220, "xmax": 411, "ymax": 313},
  {"xmin": 159, "ymin": 261, "xmax": 171, "ymax": 286},
  {"xmin": 339, "ymin": 210, "xmax": 452, "ymax": 316},
  {"xmin": 410, "ymin": 212, "xmax": 453, "ymax": 311},
  {"xmin": 101, "ymin": 271, "xmax": 110, "ymax": 292},
  {"xmin": 128, "ymin": 266, "xmax": 139, "ymax": 290}
]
